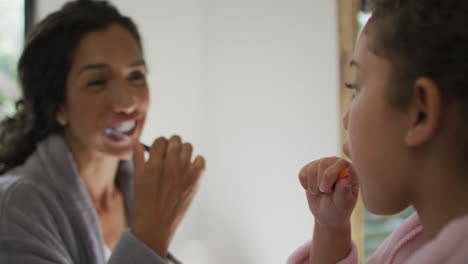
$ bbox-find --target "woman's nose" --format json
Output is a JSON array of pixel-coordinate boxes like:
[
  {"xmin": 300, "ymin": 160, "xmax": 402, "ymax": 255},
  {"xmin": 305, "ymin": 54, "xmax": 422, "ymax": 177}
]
[{"xmin": 111, "ymin": 82, "xmax": 138, "ymax": 114}]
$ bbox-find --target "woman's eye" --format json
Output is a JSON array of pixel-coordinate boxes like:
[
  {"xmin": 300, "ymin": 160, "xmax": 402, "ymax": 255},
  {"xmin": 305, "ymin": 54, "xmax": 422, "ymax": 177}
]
[
  {"xmin": 87, "ymin": 79, "xmax": 106, "ymax": 87},
  {"xmin": 84, "ymin": 79, "xmax": 107, "ymax": 92}
]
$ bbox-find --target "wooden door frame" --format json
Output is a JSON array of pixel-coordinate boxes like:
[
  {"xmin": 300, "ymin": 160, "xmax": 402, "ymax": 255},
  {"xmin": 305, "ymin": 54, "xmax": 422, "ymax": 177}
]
[{"xmin": 337, "ymin": 0, "xmax": 364, "ymax": 262}]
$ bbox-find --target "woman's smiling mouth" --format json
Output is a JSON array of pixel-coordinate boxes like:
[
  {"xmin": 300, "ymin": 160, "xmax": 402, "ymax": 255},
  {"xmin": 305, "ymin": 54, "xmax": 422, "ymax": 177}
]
[{"xmin": 105, "ymin": 120, "xmax": 138, "ymax": 142}]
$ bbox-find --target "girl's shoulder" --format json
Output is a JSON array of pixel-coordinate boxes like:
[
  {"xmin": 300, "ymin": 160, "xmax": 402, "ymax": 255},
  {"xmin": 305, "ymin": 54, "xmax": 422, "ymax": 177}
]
[
  {"xmin": 408, "ymin": 213, "xmax": 468, "ymax": 264},
  {"xmin": 368, "ymin": 212, "xmax": 425, "ymax": 264}
]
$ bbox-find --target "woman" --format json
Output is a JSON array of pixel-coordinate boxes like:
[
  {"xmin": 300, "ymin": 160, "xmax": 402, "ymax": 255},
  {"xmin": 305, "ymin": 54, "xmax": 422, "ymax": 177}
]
[
  {"xmin": 0, "ymin": 1, "xmax": 205, "ymax": 263},
  {"xmin": 289, "ymin": 0, "xmax": 468, "ymax": 263}
]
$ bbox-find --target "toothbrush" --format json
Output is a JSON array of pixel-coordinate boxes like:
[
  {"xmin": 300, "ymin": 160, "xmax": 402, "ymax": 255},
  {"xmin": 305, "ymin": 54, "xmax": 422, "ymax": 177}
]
[
  {"xmin": 105, "ymin": 128, "xmax": 150, "ymax": 151},
  {"xmin": 142, "ymin": 144, "xmax": 150, "ymax": 151},
  {"xmin": 339, "ymin": 167, "xmax": 350, "ymax": 179}
]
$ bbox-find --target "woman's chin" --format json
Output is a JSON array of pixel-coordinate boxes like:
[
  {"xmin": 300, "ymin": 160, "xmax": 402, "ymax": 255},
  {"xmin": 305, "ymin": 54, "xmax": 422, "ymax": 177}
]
[
  {"xmin": 103, "ymin": 143, "xmax": 134, "ymax": 160},
  {"xmin": 114, "ymin": 147, "xmax": 134, "ymax": 160}
]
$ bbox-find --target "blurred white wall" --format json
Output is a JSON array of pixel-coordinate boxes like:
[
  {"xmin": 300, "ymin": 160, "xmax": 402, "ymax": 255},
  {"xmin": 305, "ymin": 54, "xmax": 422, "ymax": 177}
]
[{"xmin": 37, "ymin": 1, "xmax": 340, "ymax": 263}]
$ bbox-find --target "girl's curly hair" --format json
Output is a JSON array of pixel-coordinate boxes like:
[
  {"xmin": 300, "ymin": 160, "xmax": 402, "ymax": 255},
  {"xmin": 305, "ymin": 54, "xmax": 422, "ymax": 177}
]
[{"xmin": 367, "ymin": 0, "xmax": 468, "ymax": 110}]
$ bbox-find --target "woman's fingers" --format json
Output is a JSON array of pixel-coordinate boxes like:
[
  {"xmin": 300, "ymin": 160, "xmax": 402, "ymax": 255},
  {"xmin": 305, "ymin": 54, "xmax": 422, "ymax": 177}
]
[
  {"xmin": 146, "ymin": 137, "xmax": 169, "ymax": 173},
  {"xmin": 132, "ymin": 135, "xmax": 205, "ymax": 257},
  {"xmin": 148, "ymin": 137, "xmax": 169, "ymax": 159},
  {"xmin": 187, "ymin": 156, "xmax": 205, "ymax": 185},
  {"xmin": 166, "ymin": 135, "xmax": 182, "ymax": 170},
  {"xmin": 133, "ymin": 142, "xmax": 157, "ymax": 197},
  {"xmin": 133, "ymin": 142, "xmax": 145, "ymax": 179},
  {"xmin": 180, "ymin": 143, "xmax": 193, "ymax": 172},
  {"xmin": 164, "ymin": 136, "xmax": 184, "ymax": 185}
]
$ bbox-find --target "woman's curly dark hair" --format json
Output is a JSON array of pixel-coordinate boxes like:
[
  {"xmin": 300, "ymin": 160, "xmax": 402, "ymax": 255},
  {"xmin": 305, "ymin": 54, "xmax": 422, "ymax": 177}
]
[
  {"xmin": 367, "ymin": 0, "xmax": 468, "ymax": 110},
  {"xmin": 0, "ymin": 0, "xmax": 142, "ymax": 173}
]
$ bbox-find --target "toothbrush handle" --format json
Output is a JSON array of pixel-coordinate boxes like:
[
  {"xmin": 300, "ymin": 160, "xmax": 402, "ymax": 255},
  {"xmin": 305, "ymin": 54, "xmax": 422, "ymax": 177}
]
[
  {"xmin": 142, "ymin": 143, "xmax": 150, "ymax": 151},
  {"xmin": 339, "ymin": 167, "xmax": 350, "ymax": 179}
]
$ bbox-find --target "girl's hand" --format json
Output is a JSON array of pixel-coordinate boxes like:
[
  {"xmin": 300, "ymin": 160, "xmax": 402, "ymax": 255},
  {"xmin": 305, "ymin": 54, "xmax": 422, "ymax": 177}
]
[
  {"xmin": 299, "ymin": 157, "xmax": 358, "ymax": 229},
  {"xmin": 132, "ymin": 136, "xmax": 205, "ymax": 257}
]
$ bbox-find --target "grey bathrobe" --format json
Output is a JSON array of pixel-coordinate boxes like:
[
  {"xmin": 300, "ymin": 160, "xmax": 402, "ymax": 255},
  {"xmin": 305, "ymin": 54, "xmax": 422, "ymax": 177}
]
[{"xmin": 0, "ymin": 134, "xmax": 178, "ymax": 263}]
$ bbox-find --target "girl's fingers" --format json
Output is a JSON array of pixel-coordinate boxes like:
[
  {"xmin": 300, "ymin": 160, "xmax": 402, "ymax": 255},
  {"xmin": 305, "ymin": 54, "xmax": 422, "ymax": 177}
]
[
  {"xmin": 317, "ymin": 157, "xmax": 338, "ymax": 193},
  {"xmin": 321, "ymin": 159, "xmax": 351, "ymax": 193},
  {"xmin": 298, "ymin": 163, "xmax": 312, "ymax": 190},
  {"xmin": 334, "ymin": 177, "xmax": 359, "ymax": 212},
  {"xmin": 299, "ymin": 158, "xmax": 352, "ymax": 195},
  {"xmin": 300, "ymin": 162, "xmax": 319, "ymax": 195}
]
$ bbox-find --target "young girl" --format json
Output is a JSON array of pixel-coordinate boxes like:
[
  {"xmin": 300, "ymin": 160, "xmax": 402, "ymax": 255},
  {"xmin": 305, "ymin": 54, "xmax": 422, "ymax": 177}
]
[{"xmin": 289, "ymin": 0, "xmax": 468, "ymax": 263}]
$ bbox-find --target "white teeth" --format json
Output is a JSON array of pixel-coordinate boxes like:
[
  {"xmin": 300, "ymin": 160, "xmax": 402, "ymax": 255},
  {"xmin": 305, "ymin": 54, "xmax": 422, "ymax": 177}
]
[{"xmin": 113, "ymin": 120, "xmax": 136, "ymax": 133}]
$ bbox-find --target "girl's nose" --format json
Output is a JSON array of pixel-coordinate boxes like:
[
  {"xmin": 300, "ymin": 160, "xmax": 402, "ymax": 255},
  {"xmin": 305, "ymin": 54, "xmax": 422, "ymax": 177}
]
[{"xmin": 342, "ymin": 110, "xmax": 349, "ymax": 131}]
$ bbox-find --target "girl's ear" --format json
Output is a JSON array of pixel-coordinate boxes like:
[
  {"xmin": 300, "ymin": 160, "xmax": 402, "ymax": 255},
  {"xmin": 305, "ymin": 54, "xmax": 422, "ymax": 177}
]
[{"xmin": 405, "ymin": 77, "xmax": 442, "ymax": 147}]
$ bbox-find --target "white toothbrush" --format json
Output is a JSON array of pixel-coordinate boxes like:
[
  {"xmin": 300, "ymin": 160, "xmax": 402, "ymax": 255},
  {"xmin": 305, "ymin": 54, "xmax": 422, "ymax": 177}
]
[{"xmin": 105, "ymin": 128, "xmax": 150, "ymax": 151}]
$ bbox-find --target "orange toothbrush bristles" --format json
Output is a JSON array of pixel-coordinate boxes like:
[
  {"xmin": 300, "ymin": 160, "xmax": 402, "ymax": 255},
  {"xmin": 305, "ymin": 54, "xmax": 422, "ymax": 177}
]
[{"xmin": 339, "ymin": 167, "xmax": 350, "ymax": 179}]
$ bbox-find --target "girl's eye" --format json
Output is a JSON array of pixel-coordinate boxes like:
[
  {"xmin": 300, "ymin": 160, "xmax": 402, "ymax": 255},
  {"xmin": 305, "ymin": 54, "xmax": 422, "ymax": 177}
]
[{"xmin": 129, "ymin": 71, "xmax": 146, "ymax": 83}]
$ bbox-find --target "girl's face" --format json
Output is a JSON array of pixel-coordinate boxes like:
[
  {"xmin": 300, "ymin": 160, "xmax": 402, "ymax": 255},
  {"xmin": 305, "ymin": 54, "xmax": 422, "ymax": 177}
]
[
  {"xmin": 342, "ymin": 23, "xmax": 415, "ymax": 215},
  {"xmin": 58, "ymin": 24, "xmax": 149, "ymax": 160}
]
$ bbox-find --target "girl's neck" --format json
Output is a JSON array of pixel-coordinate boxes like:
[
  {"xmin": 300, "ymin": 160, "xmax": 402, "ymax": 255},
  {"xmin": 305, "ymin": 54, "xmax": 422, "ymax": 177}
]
[{"xmin": 413, "ymin": 163, "xmax": 468, "ymax": 240}]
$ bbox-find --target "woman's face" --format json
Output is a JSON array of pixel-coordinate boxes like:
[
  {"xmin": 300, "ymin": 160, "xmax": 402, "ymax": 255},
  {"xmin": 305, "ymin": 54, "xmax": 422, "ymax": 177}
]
[
  {"xmin": 342, "ymin": 23, "xmax": 414, "ymax": 215},
  {"xmin": 58, "ymin": 24, "xmax": 149, "ymax": 160}
]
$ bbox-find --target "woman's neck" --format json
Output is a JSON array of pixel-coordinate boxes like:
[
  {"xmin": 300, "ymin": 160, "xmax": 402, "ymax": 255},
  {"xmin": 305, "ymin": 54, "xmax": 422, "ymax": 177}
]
[
  {"xmin": 64, "ymin": 135, "xmax": 120, "ymax": 204},
  {"xmin": 77, "ymin": 155, "xmax": 120, "ymax": 204}
]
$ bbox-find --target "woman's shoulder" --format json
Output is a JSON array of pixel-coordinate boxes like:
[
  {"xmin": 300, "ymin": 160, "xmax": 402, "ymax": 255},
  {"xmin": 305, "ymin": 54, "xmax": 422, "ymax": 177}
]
[
  {"xmin": 0, "ymin": 134, "xmax": 74, "ymax": 218},
  {"xmin": 0, "ymin": 171, "xmax": 64, "ymax": 227},
  {"xmin": 0, "ymin": 172, "xmax": 77, "ymax": 262},
  {"xmin": 0, "ymin": 148, "xmax": 57, "ymax": 210},
  {"xmin": 0, "ymin": 141, "xmax": 72, "ymax": 231}
]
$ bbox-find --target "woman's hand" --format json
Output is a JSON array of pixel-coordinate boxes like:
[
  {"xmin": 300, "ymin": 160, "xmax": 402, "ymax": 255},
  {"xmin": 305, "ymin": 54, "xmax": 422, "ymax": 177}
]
[
  {"xmin": 299, "ymin": 157, "xmax": 359, "ymax": 264},
  {"xmin": 132, "ymin": 136, "xmax": 205, "ymax": 257}
]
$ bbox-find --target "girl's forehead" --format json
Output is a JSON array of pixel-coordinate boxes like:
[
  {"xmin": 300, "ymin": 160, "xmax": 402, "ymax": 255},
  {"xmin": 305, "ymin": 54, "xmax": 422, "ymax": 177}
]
[
  {"xmin": 352, "ymin": 33, "xmax": 372, "ymax": 70},
  {"xmin": 353, "ymin": 23, "xmax": 392, "ymax": 75}
]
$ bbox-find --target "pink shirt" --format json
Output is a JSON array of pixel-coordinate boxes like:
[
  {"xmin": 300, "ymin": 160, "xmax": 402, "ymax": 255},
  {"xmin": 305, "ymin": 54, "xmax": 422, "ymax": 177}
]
[{"xmin": 288, "ymin": 213, "xmax": 468, "ymax": 264}]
